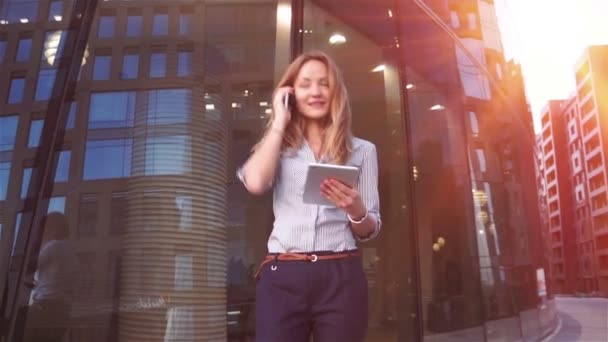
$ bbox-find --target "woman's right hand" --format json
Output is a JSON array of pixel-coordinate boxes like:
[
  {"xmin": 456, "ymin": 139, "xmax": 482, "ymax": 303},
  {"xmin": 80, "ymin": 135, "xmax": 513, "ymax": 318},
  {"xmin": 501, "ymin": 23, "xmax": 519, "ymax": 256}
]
[{"xmin": 271, "ymin": 86, "xmax": 293, "ymax": 131}]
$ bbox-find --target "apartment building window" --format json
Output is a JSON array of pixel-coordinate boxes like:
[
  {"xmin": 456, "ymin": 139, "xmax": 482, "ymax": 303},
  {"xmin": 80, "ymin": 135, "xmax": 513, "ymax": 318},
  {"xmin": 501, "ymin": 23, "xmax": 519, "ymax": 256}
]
[
  {"xmin": 177, "ymin": 50, "xmax": 192, "ymax": 76},
  {"xmin": 66, "ymin": 102, "xmax": 76, "ymax": 129},
  {"xmin": 450, "ymin": 11, "xmax": 460, "ymax": 28},
  {"xmin": 0, "ymin": 162, "xmax": 9, "ymax": 200},
  {"xmin": 1, "ymin": 0, "xmax": 39, "ymax": 22},
  {"xmin": 42, "ymin": 31, "xmax": 66, "ymax": 67},
  {"xmin": 83, "ymin": 139, "xmax": 132, "ymax": 180},
  {"xmin": 98, "ymin": 15, "xmax": 115, "ymax": 38},
  {"xmin": 121, "ymin": 53, "xmax": 139, "ymax": 80},
  {"xmin": 179, "ymin": 11, "xmax": 193, "ymax": 35},
  {"xmin": 48, "ymin": 1, "xmax": 63, "ymax": 21},
  {"xmin": 149, "ymin": 52, "xmax": 167, "ymax": 78},
  {"xmin": 16, "ymin": 37, "xmax": 32, "ymax": 61},
  {"xmin": 468, "ymin": 111, "xmax": 479, "ymax": 136},
  {"xmin": 93, "ymin": 54, "xmax": 111, "ymax": 80},
  {"xmin": 147, "ymin": 89, "xmax": 191, "ymax": 125},
  {"xmin": 89, "ymin": 91, "xmax": 135, "ymax": 128},
  {"xmin": 126, "ymin": 14, "xmax": 142, "ymax": 37},
  {"xmin": 0, "ymin": 115, "xmax": 18, "ymax": 151},
  {"xmin": 0, "ymin": 39, "xmax": 6, "ymax": 62},
  {"xmin": 21, "ymin": 168, "xmax": 32, "ymax": 198},
  {"xmin": 55, "ymin": 150, "xmax": 70, "ymax": 182},
  {"xmin": 48, "ymin": 196, "xmax": 66, "ymax": 213},
  {"xmin": 145, "ymin": 135, "xmax": 191, "ymax": 176},
  {"xmin": 27, "ymin": 119, "xmax": 44, "ymax": 147},
  {"xmin": 152, "ymin": 12, "xmax": 169, "ymax": 35},
  {"xmin": 474, "ymin": 148, "xmax": 487, "ymax": 172},
  {"xmin": 35, "ymin": 69, "xmax": 57, "ymax": 101},
  {"xmin": 8, "ymin": 76, "xmax": 26, "ymax": 104},
  {"xmin": 495, "ymin": 63, "xmax": 502, "ymax": 80}
]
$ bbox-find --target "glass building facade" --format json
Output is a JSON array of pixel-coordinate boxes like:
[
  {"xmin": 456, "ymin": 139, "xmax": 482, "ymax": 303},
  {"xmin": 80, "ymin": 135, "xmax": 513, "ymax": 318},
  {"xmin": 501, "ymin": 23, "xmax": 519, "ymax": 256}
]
[{"xmin": 0, "ymin": 0, "xmax": 557, "ymax": 341}]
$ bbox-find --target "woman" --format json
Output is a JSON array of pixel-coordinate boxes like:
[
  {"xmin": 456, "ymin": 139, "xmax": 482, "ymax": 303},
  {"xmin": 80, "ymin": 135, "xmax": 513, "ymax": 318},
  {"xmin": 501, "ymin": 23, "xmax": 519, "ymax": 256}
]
[{"xmin": 237, "ymin": 51, "xmax": 381, "ymax": 341}]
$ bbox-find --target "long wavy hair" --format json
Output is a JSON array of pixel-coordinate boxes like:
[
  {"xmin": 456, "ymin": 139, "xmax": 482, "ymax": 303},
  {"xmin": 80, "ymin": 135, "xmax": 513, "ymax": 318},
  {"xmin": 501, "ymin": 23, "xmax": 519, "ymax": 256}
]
[{"xmin": 257, "ymin": 51, "xmax": 353, "ymax": 164}]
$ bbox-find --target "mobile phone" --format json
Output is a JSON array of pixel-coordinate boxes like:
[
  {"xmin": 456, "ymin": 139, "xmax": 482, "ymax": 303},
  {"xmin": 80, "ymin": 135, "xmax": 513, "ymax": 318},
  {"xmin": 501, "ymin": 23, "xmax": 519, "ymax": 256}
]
[{"xmin": 284, "ymin": 93, "xmax": 295, "ymax": 110}]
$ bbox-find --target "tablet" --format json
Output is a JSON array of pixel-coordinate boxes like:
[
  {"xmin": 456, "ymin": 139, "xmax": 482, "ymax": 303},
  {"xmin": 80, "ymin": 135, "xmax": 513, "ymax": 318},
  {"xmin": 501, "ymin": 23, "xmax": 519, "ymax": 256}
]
[{"xmin": 303, "ymin": 163, "xmax": 360, "ymax": 206}]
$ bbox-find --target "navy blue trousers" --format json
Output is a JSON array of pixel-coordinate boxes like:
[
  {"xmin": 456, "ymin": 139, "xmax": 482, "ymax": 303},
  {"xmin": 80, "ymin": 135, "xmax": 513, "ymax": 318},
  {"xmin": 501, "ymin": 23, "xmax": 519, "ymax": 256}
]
[{"xmin": 255, "ymin": 253, "xmax": 368, "ymax": 342}]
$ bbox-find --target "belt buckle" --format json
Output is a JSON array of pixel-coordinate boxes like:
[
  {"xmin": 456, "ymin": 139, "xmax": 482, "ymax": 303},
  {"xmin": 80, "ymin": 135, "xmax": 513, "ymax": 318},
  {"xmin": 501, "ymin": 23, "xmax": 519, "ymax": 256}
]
[{"xmin": 309, "ymin": 254, "xmax": 318, "ymax": 262}]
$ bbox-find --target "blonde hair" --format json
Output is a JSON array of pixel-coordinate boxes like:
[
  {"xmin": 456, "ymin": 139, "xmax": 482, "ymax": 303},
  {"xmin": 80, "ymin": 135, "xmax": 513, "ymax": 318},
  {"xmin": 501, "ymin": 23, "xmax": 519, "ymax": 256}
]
[{"xmin": 257, "ymin": 51, "xmax": 353, "ymax": 164}]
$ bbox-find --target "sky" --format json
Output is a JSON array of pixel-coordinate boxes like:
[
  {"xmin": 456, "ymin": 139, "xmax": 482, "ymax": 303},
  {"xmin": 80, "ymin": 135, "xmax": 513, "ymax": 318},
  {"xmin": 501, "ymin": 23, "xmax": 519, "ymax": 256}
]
[{"xmin": 493, "ymin": 0, "xmax": 608, "ymax": 131}]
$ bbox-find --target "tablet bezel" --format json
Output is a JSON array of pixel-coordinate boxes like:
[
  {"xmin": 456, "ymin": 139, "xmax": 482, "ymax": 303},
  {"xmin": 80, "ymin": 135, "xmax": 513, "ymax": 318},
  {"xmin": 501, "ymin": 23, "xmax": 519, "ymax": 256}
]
[{"xmin": 302, "ymin": 163, "xmax": 360, "ymax": 206}]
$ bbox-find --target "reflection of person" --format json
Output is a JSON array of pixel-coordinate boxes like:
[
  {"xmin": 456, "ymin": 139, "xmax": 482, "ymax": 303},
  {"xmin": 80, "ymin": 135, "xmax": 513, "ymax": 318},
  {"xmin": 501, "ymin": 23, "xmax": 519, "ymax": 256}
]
[
  {"xmin": 23, "ymin": 212, "xmax": 78, "ymax": 342},
  {"xmin": 237, "ymin": 51, "xmax": 381, "ymax": 341}
]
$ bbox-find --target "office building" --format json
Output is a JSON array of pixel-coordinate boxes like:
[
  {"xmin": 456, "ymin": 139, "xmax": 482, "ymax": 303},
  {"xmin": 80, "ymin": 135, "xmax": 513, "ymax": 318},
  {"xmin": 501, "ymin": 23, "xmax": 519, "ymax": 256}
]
[{"xmin": 0, "ymin": 0, "xmax": 556, "ymax": 341}]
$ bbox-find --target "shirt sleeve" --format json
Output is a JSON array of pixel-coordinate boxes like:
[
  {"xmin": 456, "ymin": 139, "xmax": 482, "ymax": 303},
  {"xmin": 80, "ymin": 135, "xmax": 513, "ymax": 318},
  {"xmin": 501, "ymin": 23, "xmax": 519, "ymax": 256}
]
[
  {"xmin": 236, "ymin": 163, "xmax": 279, "ymax": 190},
  {"xmin": 355, "ymin": 143, "xmax": 382, "ymax": 241}
]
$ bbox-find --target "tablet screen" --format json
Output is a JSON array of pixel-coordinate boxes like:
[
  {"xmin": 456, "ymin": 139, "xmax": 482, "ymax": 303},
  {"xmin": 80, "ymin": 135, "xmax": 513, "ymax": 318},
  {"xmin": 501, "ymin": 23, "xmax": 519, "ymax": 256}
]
[{"xmin": 302, "ymin": 163, "xmax": 360, "ymax": 206}]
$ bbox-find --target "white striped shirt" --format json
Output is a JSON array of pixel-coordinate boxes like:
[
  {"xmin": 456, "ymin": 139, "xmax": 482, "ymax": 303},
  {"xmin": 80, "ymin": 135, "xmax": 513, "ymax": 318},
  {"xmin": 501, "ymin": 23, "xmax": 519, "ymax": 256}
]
[{"xmin": 238, "ymin": 136, "xmax": 381, "ymax": 253}]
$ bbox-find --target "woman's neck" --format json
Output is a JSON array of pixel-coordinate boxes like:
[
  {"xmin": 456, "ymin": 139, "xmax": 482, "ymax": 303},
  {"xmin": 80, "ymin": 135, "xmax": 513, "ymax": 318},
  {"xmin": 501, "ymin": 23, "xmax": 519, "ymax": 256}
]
[{"xmin": 304, "ymin": 120, "xmax": 325, "ymax": 160}]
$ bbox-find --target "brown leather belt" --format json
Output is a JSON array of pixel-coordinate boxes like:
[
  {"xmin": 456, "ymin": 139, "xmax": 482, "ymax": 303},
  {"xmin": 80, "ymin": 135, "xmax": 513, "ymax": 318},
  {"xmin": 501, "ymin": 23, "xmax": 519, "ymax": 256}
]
[{"xmin": 254, "ymin": 251, "xmax": 360, "ymax": 279}]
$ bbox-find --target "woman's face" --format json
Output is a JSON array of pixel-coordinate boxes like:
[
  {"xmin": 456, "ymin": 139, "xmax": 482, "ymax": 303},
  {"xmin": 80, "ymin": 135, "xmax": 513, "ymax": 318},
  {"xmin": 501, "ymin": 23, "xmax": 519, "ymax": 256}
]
[{"xmin": 293, "ymin": 60, "xmax": 331, "ymax": 121}]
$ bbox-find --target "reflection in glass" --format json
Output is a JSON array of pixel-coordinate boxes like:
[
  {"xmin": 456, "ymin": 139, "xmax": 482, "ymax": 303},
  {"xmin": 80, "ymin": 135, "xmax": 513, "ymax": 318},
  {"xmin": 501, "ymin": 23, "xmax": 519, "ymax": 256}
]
[
  {"xmin": 0, "ymin": 0, "xmax": 39, "ymax": 22},
  {"xmin": 121, "ymin": 54, "xmax": 139, "ymax": 79},
  {"xmin": 48, "ymin": 1, "xmax": 63, "ymax": 21},
  {"xmin": 144, "ymin": 135, "xmax": 191, "ymax": 176},
  {"xmin": 8, "ymin": 76, "xmax": 25, "ymax": 104},
  {"xmin": 152, "ymin": 13, "xmax": 168, "ymax": 35},
  {"xmin": 66, "ymin": 102, "xmax": 76, "ymax": 129},
  {"xmin": 0, "ymin": 39, "xmax": 6, "ymax": 62},
  {"xmin": 54, "ymin": 150, "xmax": 70, "ymax": 182},
  {"xmin": 48, "ymin": 196, "xmax": 66, "ymax": 213},
  {"xmin": 21, "ymin": 168, "xmax": 32, "ymax": 198},
  {"xmin": 177, "ymin": 51, "xmax": 192, "ymax": 77},
  {"xmin": 0, "ymin": 115, "xmax": 18, "ymax": 151},
  {"xmin": 42, "ymin": 30, "xmax": 66, "ymax": 67},
  {"xmin": 126, "ymin": 15, "xmax": 142, "ymax": 37},
  {"xmin": 35, "ymin": 69, "xmax": 57, "ymax": 101},
  {"xmin": 147, "ymin": 88, "xmax": 191, "ymax": 125},
  {"xmin": 88, "ymin": 92, "xmax": 135, "ymax": 128},
  {"xmin": 98, "ymin": 16, "xmax": 115, "ymax": 38},
  {"xmin": 83, "ymin": 139, "xmax": 132, "ymax": 180},
  {"xmin": 149, "ymin": 52, "xmax": 167, "ymax": 78},
  {"xmin": 1, "ymin": 162, "xmax": 11, "ymax": 200},
  {"xmin": 93, "ymin": 55, "xmax": 111, "ymax": 80},
  {"xmin": 179, "ymin": 13, "xmax": 192, "ymax": 35},
  {"xmin": 28, "ymin": 119, "xmax": 44, "ymax": 148},
  {"xmin": 16, "ymin": 38, "xmax": 32, "ymax": 61}
]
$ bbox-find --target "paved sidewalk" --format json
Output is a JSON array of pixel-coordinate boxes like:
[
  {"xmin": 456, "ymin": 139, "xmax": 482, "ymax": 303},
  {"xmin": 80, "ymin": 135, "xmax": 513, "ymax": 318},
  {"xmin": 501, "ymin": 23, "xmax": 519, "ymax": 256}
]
[{"xmin": 549, "ymin": 296, "xmax": 608, "ymax": 342}]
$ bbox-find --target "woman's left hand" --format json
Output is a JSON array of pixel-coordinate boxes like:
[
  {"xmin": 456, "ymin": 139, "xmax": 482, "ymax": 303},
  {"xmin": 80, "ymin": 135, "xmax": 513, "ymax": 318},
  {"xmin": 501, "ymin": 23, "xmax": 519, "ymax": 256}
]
[{"xmin": 320, "ymin": 178, "xmax": 366, "ymax": 220}]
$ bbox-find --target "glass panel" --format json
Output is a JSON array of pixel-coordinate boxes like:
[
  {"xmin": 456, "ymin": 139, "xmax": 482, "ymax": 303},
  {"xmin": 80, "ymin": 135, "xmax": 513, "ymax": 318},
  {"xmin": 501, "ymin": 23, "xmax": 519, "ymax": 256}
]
[
  {"xmin": 48, "ymin": 1, "xmax": 63, "ymax": 22},
  {"xmin": 144, "ymin": 135, "xmax": 191, "ymax": 176},
  {"xmin": 0, "ymin": 39, "xmax": 6, "ymax": 62},
  {"xmin": 152, "ymin": 13, "xmax": 168, "ymax": 35},
  {"xmin": 149, "ymin": 52, "xmax": 166, "ymax": 78},
  {"xmin": 8, "ymin": 77, "xmax": 25, "ymax": 104},
  {"xmin": 21, "ymin": 168, "xmax": 32, "ymax": 198},
  {"xmin": 146, "ymin": 88, "xmax": 190, "ymax": 125},
  {"xmin": 121, "ymin": 54, "xmax": 138, "ymax": 79},
  {"xmin": 0, "ymin": 115, "xmax": 19, "ymax": 151},
  {"xmin": 88, "ymin": 91, "xmax": 135, "ymax": 128},
  {"xmin": 93, "ymin": 55, "xmax": 111, "ymax": 80},
  {"xmin": 83, "ymin": 139, "xmax": 132, "ymax": 180},
  {"xmin": 54, "ymin": 150, "xmax": 70, "ymax": 182},
  {"xmin": 48, "ymin": 196, "xmax": 66, "ymax": 213},
  {"xmin": 179, "ymin": 13, "xmax": 192, "ymax": 35},
  {"xmin": 42, "ymin": 31, "xmax": 66, "ymax": 67},
  {"xmin": 66, "ymin": 101, "xmax": 76, "ymax": 129},
  {"xmin": 0, "ymin": 0, "xmax": 39, "ymax": 23},
  {"xmin": 1, "ymin": 162, "xmax": 11, "ymax": 200},
  {"xmin": 126, "ymin": 15, "xmax": 142, "ymax": 37},
  {"xmin": 98, "ymin": 16, "xmax": 114, "ymax": 38},
  {"xmin": 16, "ymin": 38, "xmax": 32, "ymax": 61},
  {"xmin": 35, "ymin": 69, "xmax": 57, "ymax": 101},
  {"xmin": 177, "ymin": 51, "xmax": 192, "ymax": 77},
  {"xmin": 27, "ymin": 119, "xmax": 44, "ymax": 148},
  {"xmin": 302, "ymin": 1, "xmax": 415, "ymax": 340}
]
